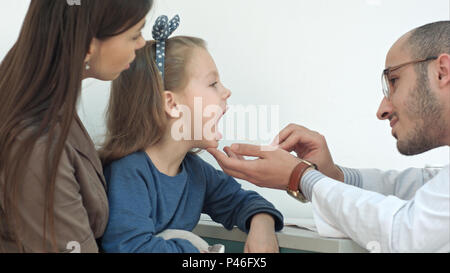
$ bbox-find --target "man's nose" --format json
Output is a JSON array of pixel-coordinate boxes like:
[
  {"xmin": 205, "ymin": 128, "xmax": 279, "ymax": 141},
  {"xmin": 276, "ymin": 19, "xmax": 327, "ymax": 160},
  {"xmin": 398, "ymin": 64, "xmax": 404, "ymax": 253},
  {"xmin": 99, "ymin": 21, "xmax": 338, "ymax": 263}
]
[{"xmin": 376, "ymin": 97, "xmax": 393, "ymax": 120}]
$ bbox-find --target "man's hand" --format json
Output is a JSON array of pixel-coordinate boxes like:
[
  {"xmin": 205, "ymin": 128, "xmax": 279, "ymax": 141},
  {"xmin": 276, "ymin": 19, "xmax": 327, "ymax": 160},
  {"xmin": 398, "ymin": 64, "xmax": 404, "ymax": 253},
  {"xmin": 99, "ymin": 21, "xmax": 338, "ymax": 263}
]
[
  {"xmin": 273, "ymin": 124, "xmax": 344, "ymax": 182},
  {"xmin": 244, "ymin": 213, "xmax": 279, "ymax": 253},
  {"xmin": 207, "ymin": 144, "xmax": 301, "ymax": 190}
]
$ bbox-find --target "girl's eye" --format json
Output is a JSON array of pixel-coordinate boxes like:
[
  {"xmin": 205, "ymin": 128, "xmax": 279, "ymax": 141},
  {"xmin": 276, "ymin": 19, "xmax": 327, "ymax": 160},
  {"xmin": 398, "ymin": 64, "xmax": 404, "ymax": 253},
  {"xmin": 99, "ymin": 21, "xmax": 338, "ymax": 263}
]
[{"xmin": 210, "ymin": 82, "xmax": 218, "ymax": 88}]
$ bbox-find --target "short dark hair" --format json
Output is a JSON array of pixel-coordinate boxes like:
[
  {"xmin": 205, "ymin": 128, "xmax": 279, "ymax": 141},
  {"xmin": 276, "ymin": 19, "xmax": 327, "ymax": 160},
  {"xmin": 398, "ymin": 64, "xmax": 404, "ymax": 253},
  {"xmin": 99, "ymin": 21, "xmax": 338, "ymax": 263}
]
[
  {"xmin": 408, "ymin": 21, "xmax": 450, "ymax": 59},
  {"xmin": 407, "ymin": 21, "xmax": 450, "ymax": 82}
]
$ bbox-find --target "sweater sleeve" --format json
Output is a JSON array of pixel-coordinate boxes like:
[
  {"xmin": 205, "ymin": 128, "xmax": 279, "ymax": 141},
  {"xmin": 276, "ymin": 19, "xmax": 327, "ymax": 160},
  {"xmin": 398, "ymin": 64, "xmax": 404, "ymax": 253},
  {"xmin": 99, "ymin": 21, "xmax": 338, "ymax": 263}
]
[
  {"xmin": 198, "ymin": 157, "xmax": 283, "ymax": 233},
  {"xmin": 101, "ymin": 162, "xmax": 199, "ymax": 253},
  {"xmin": 337, "ymin": 165, "xmax": 440, "ymax": 200}
]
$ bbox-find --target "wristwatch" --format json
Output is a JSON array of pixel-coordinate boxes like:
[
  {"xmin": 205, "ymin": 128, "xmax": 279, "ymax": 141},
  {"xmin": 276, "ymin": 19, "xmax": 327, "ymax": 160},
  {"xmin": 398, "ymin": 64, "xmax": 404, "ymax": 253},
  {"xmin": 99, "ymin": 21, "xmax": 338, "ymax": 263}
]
[{"xmin": 286, "ymin": 159, "xmax": 318, "ymax": 203}]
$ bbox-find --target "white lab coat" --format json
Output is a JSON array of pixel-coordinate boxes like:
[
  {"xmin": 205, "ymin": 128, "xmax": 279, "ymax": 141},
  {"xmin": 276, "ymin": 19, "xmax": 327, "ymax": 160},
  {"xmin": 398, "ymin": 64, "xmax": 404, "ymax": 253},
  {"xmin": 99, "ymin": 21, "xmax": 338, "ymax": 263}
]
[{"xmin": 310, "ymin": 165, "xmax": 450, "ymax": 252}]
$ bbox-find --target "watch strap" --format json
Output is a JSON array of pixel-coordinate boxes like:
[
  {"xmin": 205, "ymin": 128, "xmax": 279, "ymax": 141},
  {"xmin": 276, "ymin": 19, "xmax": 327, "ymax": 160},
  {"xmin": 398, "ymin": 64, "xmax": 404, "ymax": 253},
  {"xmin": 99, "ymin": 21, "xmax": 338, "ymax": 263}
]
[
  {"xmin": 288, "ymin": 161, "xmax": 312, "ymax": 192},
  {"xmin": 287, "ymin": 160, "xmax": 318, "ymax": 203}
]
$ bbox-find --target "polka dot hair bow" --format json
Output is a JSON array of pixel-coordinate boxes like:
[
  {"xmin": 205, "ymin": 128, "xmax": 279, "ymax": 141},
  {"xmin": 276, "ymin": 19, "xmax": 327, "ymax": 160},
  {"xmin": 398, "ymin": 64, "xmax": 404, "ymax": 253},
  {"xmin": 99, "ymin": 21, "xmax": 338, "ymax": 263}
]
[{"xmin": 152, "ymin": 15, "xmax": 180, "ymax": 80}]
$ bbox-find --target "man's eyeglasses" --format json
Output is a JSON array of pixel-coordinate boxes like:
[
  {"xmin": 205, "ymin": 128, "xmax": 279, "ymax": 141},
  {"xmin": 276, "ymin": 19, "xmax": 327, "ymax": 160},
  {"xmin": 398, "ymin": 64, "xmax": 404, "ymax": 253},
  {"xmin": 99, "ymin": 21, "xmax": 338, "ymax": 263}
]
[{"xmin": 381, "ymin": 56, "xmax": 438, "ymax": 99}]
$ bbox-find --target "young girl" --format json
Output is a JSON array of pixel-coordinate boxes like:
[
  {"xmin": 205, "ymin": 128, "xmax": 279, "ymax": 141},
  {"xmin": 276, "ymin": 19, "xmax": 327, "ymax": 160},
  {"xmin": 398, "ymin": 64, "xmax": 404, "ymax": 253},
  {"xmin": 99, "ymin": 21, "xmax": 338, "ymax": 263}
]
[{"xmin": 99, "ymin": 17, "xmax": 284, "ymax": 253}]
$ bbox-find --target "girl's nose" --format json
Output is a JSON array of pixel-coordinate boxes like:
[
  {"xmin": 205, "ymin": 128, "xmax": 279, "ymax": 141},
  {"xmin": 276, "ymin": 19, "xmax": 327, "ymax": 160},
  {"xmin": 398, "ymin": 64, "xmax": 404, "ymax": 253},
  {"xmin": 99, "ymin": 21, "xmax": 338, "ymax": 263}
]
[{"xmin": 223, "ymin": 87, "xmax": 231, "ymax": 100}]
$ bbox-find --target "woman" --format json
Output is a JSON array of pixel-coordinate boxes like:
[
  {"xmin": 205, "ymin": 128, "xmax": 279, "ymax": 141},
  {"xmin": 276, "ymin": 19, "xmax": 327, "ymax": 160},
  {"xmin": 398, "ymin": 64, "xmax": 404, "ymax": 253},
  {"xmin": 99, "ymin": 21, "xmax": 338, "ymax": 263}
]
[{"xmin": 0, "ymin": 0, "xmax": 152, "ymax": 253}]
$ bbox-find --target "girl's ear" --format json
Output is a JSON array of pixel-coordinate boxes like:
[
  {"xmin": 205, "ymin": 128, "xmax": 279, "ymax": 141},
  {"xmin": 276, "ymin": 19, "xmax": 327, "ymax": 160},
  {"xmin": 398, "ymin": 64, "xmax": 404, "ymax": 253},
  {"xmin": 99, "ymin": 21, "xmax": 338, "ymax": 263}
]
[{"xmin": 163, "ymin": 91, "xmax": 180, "ymax": 118}]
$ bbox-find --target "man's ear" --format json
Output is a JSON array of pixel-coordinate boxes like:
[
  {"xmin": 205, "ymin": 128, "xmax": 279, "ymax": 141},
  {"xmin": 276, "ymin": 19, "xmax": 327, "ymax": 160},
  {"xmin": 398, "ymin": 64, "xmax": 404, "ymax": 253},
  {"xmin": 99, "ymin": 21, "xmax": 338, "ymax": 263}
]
[
  {"xmin": 437, "ymin": 53, "xmax": 450, "ymax": 89},
  {"xmin": 163, "ymin": 91, "xmax": 180, "ymax": 118}
]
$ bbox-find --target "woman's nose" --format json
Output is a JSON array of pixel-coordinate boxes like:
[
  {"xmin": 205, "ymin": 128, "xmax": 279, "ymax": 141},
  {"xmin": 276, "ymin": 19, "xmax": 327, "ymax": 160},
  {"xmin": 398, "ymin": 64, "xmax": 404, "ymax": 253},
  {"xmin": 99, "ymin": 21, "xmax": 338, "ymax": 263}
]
[
  {"xmin": 136, "ymin": 36, "xmax": 146, "ymax": 50},
  {"xmin": 376, "ymin": 97, "xmax": 393, "ymax": 120}
]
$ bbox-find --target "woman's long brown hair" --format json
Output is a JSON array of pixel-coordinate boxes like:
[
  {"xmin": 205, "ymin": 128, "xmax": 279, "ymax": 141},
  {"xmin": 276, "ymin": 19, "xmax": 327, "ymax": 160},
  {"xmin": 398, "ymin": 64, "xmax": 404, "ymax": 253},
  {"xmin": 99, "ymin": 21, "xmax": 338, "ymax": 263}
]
[
  {"xmin": 0, "ymin": 0, "xmax": 152, "ymax": 252},
  {"xmin": 99, "ymin": 37, "xmax": 206, "ymax": 166}
]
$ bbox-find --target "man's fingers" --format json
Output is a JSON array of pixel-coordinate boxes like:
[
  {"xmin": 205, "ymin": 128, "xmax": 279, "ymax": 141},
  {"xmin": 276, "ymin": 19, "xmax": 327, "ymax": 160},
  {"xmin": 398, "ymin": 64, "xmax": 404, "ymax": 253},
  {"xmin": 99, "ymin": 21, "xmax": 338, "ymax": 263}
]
[
  {"xmin": 224, "ymin": 146, "xmax": 245, "ymax": 160},
  {"xmin": 206, "ymin": 148, "xmax": 231, "ymax": 165},
  {"xmin": 207, "ymin": 148, "xmax": 250, "ymax": 173},
  {"xmin": 272, "ymin": 124, "xmax": 309, "ymax": 147},
  {"xmin": 278, "ymin": 135, "xmax": 300, "ymax": 152},
  {"xmin": 271, "ymin": 127, "xmax": 292, "ymax": 146},
  {"xmin": 278, "ymin": 128, "xmax": 320, "ymax": 152},
  {"xmin": 230, "ymin": 143, "xmax": 265, "ymax": 158},
  {"xmin": 207, "ymin": 148, "xmax": 259, "ymax": 183}
]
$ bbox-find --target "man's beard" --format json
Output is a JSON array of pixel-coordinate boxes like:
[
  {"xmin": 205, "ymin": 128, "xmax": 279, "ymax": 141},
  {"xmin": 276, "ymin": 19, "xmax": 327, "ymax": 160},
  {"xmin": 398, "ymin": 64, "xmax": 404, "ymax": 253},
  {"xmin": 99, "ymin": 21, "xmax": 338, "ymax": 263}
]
[
  {"xmin": 397, "ymin": 121, "xmax": 441, "ymax": 155},
  {"xmin": 396, "ymin": 71, "xmax": 445, "ymax": 156}
]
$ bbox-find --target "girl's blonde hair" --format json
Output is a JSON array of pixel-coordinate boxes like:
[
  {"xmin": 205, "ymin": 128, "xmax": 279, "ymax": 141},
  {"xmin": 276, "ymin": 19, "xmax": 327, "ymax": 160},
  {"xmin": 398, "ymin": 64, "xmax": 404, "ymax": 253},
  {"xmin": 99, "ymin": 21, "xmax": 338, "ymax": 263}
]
[{"xmin": 99, "ymin": 36, "xmax": 206, "ymax": 165}]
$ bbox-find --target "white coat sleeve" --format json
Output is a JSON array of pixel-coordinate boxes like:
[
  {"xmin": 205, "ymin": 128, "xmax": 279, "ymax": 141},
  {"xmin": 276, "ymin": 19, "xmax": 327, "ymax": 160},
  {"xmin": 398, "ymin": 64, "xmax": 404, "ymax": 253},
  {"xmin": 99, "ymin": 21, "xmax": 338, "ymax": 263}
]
[{"xmin": 300, "ymin": 166, "xmax": 449, "ymax": 252}]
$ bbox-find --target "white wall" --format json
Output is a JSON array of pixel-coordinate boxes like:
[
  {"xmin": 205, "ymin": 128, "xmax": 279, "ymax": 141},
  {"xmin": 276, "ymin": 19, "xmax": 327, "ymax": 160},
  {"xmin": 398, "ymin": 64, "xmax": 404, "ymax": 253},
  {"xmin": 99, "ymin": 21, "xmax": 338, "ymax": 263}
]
[{"xmin": 1, "ymin": 0, "xmax": 449, "ymax": 219}]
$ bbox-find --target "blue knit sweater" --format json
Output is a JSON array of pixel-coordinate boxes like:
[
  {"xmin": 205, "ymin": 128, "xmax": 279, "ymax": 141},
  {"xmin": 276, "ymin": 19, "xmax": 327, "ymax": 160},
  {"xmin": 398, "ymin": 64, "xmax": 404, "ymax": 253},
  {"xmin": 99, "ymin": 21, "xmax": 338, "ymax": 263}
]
[{"xmin": 101, "ymin": 151, "xmax": 283, "ymax": 253}]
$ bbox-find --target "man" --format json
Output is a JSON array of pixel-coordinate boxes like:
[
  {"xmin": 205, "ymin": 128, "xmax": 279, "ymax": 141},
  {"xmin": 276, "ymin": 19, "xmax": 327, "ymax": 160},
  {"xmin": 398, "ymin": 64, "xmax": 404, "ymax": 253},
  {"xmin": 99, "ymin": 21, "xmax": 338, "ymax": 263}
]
[{"xmin": 207, "ymin": 21, "xmax": 449, "ymax": 252}]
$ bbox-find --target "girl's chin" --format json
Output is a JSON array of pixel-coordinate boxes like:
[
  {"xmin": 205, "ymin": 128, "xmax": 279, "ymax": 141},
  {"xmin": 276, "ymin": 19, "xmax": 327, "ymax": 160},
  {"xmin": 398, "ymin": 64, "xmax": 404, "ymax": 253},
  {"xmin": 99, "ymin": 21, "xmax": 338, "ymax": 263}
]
[
  {"xmin": 195, "ymin": 139, "xmax": 220, "ymax": 150},
  {"xmin": 205, "ymin": 140, "xmax": 220, "ymax": 149},
  {"xmin": 198, "ymin": 131, "xmax": 223, "ymax": 149}
]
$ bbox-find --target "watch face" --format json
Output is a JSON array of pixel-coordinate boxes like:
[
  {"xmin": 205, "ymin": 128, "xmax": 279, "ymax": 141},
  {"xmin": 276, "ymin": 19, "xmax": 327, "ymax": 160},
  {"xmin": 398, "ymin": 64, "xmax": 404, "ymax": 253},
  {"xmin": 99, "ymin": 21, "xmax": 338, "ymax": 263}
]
[{"xmin": 287, "ymin": 189, "xmax": 308, "ymax": 203}]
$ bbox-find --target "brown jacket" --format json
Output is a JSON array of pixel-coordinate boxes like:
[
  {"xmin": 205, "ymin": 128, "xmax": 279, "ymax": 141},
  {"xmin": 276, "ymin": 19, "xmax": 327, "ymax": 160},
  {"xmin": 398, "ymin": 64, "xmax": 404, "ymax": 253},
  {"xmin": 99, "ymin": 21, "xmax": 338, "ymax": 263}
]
[{"xmin": 0, "ymin": 115, "xmax": 108, "ymax": 252}]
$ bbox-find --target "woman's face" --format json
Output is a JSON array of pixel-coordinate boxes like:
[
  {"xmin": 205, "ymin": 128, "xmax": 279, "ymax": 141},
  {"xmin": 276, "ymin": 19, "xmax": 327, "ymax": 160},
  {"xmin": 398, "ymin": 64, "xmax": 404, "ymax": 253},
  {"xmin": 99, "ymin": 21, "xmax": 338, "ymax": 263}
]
[{"xmin": 83, "ymin": 18, "xmax": 147, "ymax": 81}]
